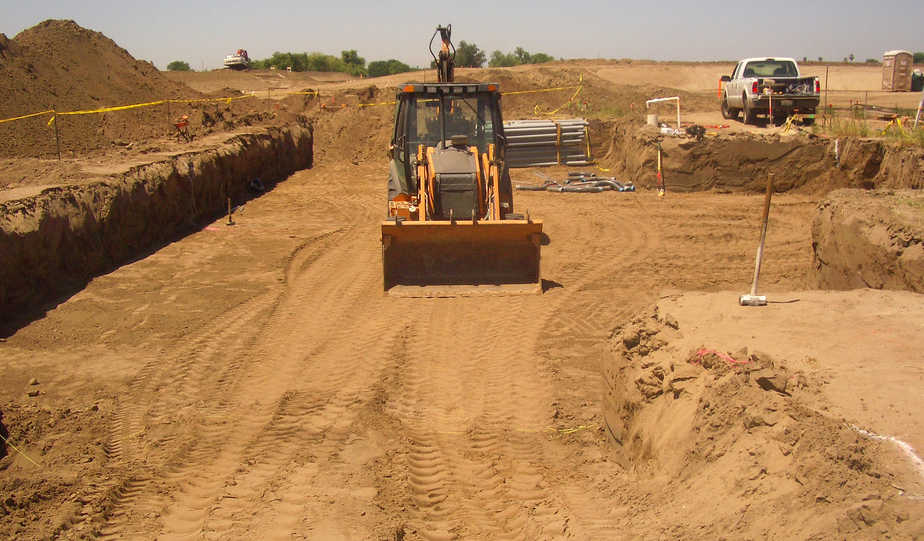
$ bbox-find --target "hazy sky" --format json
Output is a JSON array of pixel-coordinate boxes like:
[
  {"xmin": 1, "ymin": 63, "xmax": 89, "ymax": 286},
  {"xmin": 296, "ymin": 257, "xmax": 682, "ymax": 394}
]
[{"xmin": 3, "ymin": 0, "xmax": 922, "ymax": 70}]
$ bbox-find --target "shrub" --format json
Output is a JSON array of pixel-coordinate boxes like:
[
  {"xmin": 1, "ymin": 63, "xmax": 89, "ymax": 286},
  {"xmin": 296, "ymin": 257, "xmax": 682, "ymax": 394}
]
[
  {"xmin": 488, "ymin": 47, "xmax": 554, "ymax": 68},
  {"xmin": 368, "ymin": 59, "xmax": 416, "ymax": 78}
]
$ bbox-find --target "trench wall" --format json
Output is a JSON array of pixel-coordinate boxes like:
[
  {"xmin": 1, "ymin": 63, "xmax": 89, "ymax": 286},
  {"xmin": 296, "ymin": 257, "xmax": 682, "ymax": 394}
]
[
  {"xmin": 812, "ymin": 189, "xmax": 924, "ymax": 293},
  {"xmin": 603, "ymin": 126, "xmax": 924, "ymax": 193},
  {"xmin": 0, "ymin": 125, "xmax": 313, "ymax": 325}
]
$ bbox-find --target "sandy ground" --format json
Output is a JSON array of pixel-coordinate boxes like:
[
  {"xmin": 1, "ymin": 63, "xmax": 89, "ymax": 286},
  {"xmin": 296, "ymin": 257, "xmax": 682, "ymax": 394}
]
[
  {"xmin": 658, "ymin": 290, "xmax": 924, "ymax": 455},
  {"xmin": 1, "ymin": 55, "xmax": 923, "ymax": 540},
  {"xmin": 3, "ymin": 154, "xmax": 922, "ymax": 538}
]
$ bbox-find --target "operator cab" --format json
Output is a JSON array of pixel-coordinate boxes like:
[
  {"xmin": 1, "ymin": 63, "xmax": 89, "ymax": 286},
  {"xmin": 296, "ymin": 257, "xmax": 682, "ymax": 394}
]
[{"xmin": 390, "ymin": 83, "xmax": 506, "ymax": 193}]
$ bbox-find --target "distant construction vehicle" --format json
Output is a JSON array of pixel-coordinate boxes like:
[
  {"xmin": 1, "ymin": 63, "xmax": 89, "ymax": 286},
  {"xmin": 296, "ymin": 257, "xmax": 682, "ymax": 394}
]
[
  {"xmin": 381, "ymin": 25, "xmax": 545, "ymax": 296},
  {"xmin": 223, "ymin": 49, "xmax": 250, "ymax": 70}
]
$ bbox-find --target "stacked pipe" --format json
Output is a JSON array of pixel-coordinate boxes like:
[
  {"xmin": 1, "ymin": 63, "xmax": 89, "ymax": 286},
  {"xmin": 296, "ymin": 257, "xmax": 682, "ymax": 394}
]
[
  {"xmin": 515, "ymin": 172, "xmax": 636, "ymax": 193},
  {"xmin": 503, "ymin": 119, "xmax": 591, "ymax": 168}
]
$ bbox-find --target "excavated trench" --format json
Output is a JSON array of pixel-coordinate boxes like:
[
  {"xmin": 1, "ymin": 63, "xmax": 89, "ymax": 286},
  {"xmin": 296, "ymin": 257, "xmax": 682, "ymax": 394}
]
[
  {"xmin": 0, "ymin": 125, "xmax": 313, "ymax": 331},
  {"xmin": 589, "ymin": 121, "xmax": 924, "ymax": 292},
  {"xmin": 586, "ymin": 119, "xmax": 924, "ymax": 193}
]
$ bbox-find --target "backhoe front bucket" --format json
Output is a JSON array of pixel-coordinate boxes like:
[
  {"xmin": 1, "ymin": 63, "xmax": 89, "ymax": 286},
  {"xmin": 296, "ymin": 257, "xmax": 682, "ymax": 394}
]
[{"xmin": 381, "ymin": 220, "xmax": 543, "ymax": 297}]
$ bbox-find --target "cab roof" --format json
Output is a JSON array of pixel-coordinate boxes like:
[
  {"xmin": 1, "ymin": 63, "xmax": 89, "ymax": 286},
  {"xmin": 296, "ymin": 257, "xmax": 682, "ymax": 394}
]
[{"xmin": 398, "ymin": 82, "xmax": 500, "ymax": 95}]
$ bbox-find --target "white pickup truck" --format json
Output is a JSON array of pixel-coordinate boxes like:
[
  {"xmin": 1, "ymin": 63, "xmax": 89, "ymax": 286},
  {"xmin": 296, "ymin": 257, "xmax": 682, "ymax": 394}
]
[{"xmin": 721, "ymin": 57, "xmax": 820, "ymax": 125}]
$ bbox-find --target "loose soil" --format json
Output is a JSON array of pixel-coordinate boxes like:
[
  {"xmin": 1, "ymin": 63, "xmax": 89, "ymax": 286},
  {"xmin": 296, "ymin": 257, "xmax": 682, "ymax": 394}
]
[
  {"xmin": 812, "ymin": 189, "xmax": 924, "ymax": 292},
  {"xmin": 1, "ymin": 20, "xmax": 923, "ymax": 541}
]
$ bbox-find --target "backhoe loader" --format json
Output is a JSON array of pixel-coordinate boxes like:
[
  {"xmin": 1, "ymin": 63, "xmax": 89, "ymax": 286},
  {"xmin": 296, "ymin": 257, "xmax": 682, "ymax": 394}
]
[{"xmin": 381, "ymin": 26, "xmax": 545, "ymax": 296}]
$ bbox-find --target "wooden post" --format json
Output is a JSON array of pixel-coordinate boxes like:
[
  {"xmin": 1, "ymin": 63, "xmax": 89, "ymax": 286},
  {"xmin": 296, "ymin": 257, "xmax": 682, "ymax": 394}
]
[
  {"xmin": 227, "ymin": 197, "xmax": 234, "ymax": 225},
  {"xmin": 824, "ymin": 66, "xmax": 829, "ymax": 127},
  {"xmin": 53, "ymin": 106, "xmax": 61, "ymax": 161}
]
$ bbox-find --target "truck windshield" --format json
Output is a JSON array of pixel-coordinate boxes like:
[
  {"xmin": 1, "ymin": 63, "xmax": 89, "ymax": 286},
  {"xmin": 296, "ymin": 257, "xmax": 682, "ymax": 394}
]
[{"xmin": 743, "ymin": 60, "xmax": 798, "ymax": 78}]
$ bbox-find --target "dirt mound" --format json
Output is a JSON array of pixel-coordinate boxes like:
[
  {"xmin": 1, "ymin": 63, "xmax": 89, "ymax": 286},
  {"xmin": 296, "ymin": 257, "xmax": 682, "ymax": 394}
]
[
  {"xmin": 604, "ymin": 298, "xmax": 924, "ymax": 538},
  {"xmin": 0, "ymin": 20, "xmax": 197, "ymax": 157},
  {"xmin": 812, "ymin": 189, "xmax": 924, "ymax": 292}
]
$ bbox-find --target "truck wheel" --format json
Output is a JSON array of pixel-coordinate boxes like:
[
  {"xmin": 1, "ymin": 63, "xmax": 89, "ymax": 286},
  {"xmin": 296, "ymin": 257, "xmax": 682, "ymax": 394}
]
[
  {"xmin": 742, "ymin": 95, "xmax": 756, "ymax": 125},
  {"xmin": 721, "ymin": 93, "xmax": 739, "ymax": 119}
]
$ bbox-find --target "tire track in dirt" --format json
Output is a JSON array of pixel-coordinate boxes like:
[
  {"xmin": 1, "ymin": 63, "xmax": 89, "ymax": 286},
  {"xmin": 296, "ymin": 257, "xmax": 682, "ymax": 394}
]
[
  {"xmin": 96, "ymin": 290, "xmax": 279, "ymax": 539},
  {"xmin": 147, "ymin": 223, "xmax": 404, "ymax": 539},
  {"xmin": 201, "ymin": 304, "xmax": 401, "ymax": 539},
  {"xmin": 523, "ymin": 197, "xmax": 660, "ymax": 539},
  {"xmin": 95, "ymin": 164, "xmax": 388, "ymax": 539},
  {"xmin": 385, "ymin": 293, "xmax": 579, "ymax": 539},
  {"xmin": 96, "ymin": 227, "xmax": 359, "ymax": 539}
]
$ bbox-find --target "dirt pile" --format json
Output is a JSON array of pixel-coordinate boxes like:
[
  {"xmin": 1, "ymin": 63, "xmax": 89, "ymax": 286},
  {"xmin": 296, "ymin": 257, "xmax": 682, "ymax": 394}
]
[
  {"xmin": 812, "ymin": 189, "xmax": 924, "ymax": 292},
  {"xmin": 604, "ymin": 302, "xmax": 923, "ymax": 538},
  {"xmin": 0, "ymin": 19, "xmax": 198, "ymax": 157}
]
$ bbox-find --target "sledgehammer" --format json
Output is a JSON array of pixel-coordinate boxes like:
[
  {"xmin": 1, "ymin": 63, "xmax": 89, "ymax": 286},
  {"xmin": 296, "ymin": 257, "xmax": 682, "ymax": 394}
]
[{"xmin": 740, "ymin": 172, "xmax": 774, "ymax": 306}]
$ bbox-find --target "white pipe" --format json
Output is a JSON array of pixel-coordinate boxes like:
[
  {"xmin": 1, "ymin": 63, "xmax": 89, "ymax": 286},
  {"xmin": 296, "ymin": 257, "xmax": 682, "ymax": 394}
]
[
  {"xmin": 646, "ymin": 96, "xmax": 681, "ymax": 130},
  {"xmin": 915, "ymin": 87, "xmax": 923, "ymax": 130}
]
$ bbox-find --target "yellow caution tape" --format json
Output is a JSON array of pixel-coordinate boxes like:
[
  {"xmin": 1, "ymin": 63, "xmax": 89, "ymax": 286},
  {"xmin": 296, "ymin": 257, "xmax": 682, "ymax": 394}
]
[
  {"xmin": 169, "ymin": 95, "xmax": 255, "ymax": 105},
  {"xmin": 2, "ymin": 78, "xmax": 589, "ymax": 126},
  {"xmin": 0, "ymin": 109, "xmax": 54, "ymax": 125},
  {"xmin": 545, "ymin": 424, "xmax": 597, "ymax": 435},
  {"xmin": 532, "ymin": 74, "xmax": 584, "ymax": 116},
  {"xmin": 0, "ymin": 432, "xmax": 41, "ymax": 467},
  {"xmin": 57, "ymin": 99, "xmax": 167, "ymax": 116},
  {"xmin": 503, "ymin": 85, "xmax": 581, "ymax": 96},
  {"xmin": 357, "ymin": 100, "xmax": 398, "ymax": 108}
]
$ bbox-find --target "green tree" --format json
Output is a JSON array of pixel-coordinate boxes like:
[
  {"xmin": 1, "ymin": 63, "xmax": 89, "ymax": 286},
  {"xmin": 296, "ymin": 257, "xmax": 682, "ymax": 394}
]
[
  {"xmin": 914, "ymin": 52, "xmax": 924, "ymax": 64},
  {"xmin": 455, "ymin": 40, "xmax": 486, "ymax": 68},
  {"xmin": 514, "ymin": 46, "xmax": 531, "ymax": 64},
  {"xmin": 341, "ymin": 50, "xmax": 366, "ymax": 75},
  {"xmin": 489, "ymin": 47, "xmax": 554, "ymax": 68},
  {"xmin": 489, "ymin": 50, "xmax": 518, "ymax": 67},
  {"xmin": 368, "ymin": 59, "xmax": 415, "ymax": 78},
  {"xmin": 166, "ymin": 60, "xmax": 191, "ymax": 71},
  {"xmin": 865, "ymin": 58, "xmax": 881, "ymax": 64},
  {"xmin": 251, "ymin": 51, "xmax": 374, "ymax": 76},
  {"xmin": 849, "ymin": 53, "xmax": 855, "ymax": 62}
]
